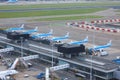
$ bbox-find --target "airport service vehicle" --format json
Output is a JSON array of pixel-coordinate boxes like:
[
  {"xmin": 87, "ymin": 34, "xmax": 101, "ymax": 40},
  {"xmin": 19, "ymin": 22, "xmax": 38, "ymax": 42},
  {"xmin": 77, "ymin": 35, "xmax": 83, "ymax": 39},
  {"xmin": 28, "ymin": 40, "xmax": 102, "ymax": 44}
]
[{"xmin": 36, "ymin": 72, "xmax": 45, "ymax": 79}]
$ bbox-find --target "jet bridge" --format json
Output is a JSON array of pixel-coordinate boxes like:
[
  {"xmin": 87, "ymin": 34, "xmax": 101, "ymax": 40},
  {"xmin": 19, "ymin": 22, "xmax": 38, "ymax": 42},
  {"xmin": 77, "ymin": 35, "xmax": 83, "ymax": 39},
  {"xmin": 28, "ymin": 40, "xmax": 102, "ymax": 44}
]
[{"xmin": 0, "ymin": 47, "xmax": 14, "ymax": 53}]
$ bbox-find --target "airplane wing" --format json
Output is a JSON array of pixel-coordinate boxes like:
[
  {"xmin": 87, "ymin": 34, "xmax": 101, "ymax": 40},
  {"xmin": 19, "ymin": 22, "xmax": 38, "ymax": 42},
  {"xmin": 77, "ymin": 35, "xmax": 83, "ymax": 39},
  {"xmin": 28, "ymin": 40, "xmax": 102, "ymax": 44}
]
[
  {"xmin": 0, "ymin": 70, "xmax": 18, "ymax": 76},
  {"xmin": 8, "ymin": 0, "xmax": 17, "ymax": 3},
  {"xmin": 92, "ymin": 40, "xmax": 112, "ymax": 51},
  {"xmin": 69, "ymin": 36, "xmax": 88, "ymax": 45},
  {"xmin": 6, "ymin": 24, "xmax": 24, "ymax": 32},
  {"xmin": 51, "ymin": 32, "xmax": 69, "ymax": 41},
  {"xmin": 0, "ymin": 75, "xmax": 6, "ymax": 80},
  {"xmin": 31, "ymin": 29, "xmax": 53, "ymax": 39}
]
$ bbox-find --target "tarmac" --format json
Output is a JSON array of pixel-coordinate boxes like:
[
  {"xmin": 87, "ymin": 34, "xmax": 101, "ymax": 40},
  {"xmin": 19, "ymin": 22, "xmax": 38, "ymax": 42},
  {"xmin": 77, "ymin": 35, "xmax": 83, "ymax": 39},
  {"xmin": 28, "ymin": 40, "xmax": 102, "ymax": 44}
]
[
  {"xmin": 0, "ymin": 2, "xmax": 120, "ymax": 80},
  {"xmin": 14, "ymin": 70, "xmax": 41, "ymax": 80}
]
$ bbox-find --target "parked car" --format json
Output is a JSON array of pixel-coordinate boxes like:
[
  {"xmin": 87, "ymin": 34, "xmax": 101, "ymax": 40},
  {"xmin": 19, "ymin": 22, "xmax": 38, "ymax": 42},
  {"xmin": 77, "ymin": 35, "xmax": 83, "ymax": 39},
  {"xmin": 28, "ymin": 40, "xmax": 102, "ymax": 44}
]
[{"xmin": 36, "ymin": 72, "xmax": 45, "ymax": 79}]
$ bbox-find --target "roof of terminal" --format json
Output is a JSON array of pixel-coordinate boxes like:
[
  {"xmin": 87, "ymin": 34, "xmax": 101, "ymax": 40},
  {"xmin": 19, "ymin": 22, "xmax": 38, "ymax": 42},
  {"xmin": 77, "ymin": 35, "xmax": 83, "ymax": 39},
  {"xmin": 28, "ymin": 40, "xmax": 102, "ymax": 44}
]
[{"xmin": 71, "ymin": 55, "xmax": 119, "ymax": 72}]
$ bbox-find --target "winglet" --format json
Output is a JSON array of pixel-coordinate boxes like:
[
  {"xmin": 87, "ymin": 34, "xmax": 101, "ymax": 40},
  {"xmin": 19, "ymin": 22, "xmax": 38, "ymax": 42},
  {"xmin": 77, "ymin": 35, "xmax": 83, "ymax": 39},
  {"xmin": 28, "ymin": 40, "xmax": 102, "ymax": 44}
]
[
  {"xmin": 108, "ymin": 40, "xmax": 112, "ymax": 45},
  {"xmin": 65, "ymin": 32, "xmax": 69, "ymax": 37},
  {"xmin": 49, "ymin": 29, "xmax": 53, "ymax": 34},
  {"xmin": 35, "ymin": 27, "xmax": 38, "ymax": 31},
  {"xmin": 20, "ymin": 24, "xmax": 24, "ymax": 29},
  {"xmin": 84, "ymin": 36, "xmax": 88, "ymax": 42}
]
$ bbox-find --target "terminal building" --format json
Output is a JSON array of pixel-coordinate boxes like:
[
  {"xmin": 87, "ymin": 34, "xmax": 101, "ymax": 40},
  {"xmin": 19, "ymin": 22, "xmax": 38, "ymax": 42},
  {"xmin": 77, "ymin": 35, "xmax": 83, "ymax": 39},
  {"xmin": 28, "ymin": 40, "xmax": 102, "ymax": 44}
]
[{"xmin": 0, "ymin": 37, "xmax": 119, "ymax": 80}]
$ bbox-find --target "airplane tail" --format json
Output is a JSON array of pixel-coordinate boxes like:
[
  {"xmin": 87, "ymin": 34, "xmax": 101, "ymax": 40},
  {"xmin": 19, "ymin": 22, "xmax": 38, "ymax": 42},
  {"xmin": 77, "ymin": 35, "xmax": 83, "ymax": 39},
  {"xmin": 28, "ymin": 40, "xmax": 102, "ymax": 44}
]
[
  {"xmin": 49, "ymin": 29, "xmax": 53, "ymax": 34},
  {"xmin": 65, "ymin": 32, "xmax": 69, "ymax": 38},
  {"xmin": 20, "ymin": 24, "xmax": 24, "ymax": 29},
  {"xmin": 8, "ymin": 0, "xmax": 17, "ymax": 2},
  {"xmin": 34, "ymin": 27, "xmax": 38, "ymax": 31},
  {"xmin": 84, "ymin": 36, "xmax": 88, "ymax": 42},
  {"xmin": 107, "ymin": 40, "xmax": 112, "ymax": 46}
]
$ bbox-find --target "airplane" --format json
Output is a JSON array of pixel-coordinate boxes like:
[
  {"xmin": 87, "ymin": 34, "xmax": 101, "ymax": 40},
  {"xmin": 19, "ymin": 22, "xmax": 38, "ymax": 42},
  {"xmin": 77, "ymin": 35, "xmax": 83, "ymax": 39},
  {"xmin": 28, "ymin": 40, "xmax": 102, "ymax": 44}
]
[
  {"xmin": 23, "ymin": 27, "xmax": 38, "ymax": 34},
  {"xmin": 69, "ymin": 36, "xmax": 88, "ymax": 45},
  {"xmin": 90, "ymin": 40, "xmax": 112, "ymax": 52},
  {"xmin": 5, "ymin": 24, "xmax": 24, "ymax": 32},
  {"xmin": 31, "ymin": 29, "xmax": 53, "ymax": 39},
  {"xmin": 0, "ymin": 55, "xmax": 39, "ymax": 79},
  {"xmin": 0, "ymin": 70, "xmax": 18, "ymax": 79},
  {"xmin": 51, "ymin": 32, "xmax": 69, "ymax": 42},
  {"xmin": 8, "ymin": 0, "xmax": 17, "ymax": 3},
  {"xmin": 0, "ymin": 57, "xmax": 19, "ymax": 79}
]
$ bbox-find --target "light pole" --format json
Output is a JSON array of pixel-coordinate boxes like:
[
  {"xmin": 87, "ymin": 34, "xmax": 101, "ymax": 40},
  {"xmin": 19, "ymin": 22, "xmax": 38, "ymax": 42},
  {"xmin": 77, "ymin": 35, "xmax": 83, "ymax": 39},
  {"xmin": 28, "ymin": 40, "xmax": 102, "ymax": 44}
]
[
  {"xmin": 90, "ymin": 26, "xmax": 95, "ymax": 80},
  {"xmin": 49, "ymin": 23, "xmax": 54, "ymax": 67},
  {"xmin": 51, "ymin": 42, "xmax": 54, "ymax": 67},
  {"xmin": 20, "ymin": 37, "xmax": 23, "ymax": 57},
  {"xmin": 90, "ymin": 55, "xmax": 93, "ymax": 80}
]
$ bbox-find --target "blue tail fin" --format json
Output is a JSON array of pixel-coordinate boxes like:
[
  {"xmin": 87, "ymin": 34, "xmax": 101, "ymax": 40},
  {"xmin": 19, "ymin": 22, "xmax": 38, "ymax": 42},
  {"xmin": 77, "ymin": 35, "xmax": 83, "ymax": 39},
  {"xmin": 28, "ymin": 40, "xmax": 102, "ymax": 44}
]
[
  {"xmin": 34, "ymin": 27, "xmax": 38, "ymax": 31},
  {"xmin": 20, "ymin": 24, "xmax": 24, "ymax": 29},
  {"xmin": 8, "ymin": 0, "xmax": 17, "ymax": 2},
  {"xmin": 49, "ymin": 29, "xmax": 53, "ymax": 34},
  {"xmin": 84, "ymin": 36, "xmax": 88, "ymax": 42},
  {"xmin": 65, "ymin": 32, "xmax": 69, "ymax": 38},
  {"xmin": 107, "ymin": 40, "xmax": 112, "ymax": 46}
]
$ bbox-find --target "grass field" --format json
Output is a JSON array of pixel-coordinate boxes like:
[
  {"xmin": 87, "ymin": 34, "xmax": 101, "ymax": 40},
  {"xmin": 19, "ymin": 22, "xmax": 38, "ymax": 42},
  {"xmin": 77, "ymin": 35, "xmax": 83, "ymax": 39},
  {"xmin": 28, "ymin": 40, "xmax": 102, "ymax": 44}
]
[
  {"xmin": 116, "ymin": 10, "xmax": 120, "ymax": 12},
  {"xmin": 0, "ymin": 2, "xmax": 120, "ymax": 10},
  {"xmin": 0, "ymin": 8, "xmax": 106, "ymax": 18},
  {"xmin": 0, "ymin": 2, "xmax": 118, "ymax": 19},
  {"xmin": 32, "ymin": 15, "xmax": 103, "ymax": 21}
]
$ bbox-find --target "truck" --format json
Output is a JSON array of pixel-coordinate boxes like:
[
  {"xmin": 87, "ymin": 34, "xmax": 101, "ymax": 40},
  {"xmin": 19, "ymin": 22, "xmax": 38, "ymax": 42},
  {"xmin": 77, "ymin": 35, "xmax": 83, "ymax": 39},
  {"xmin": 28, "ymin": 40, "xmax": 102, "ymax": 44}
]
[{"xmin": 100, "ymin": 50, "xmax": 108, "ymax": 56}]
